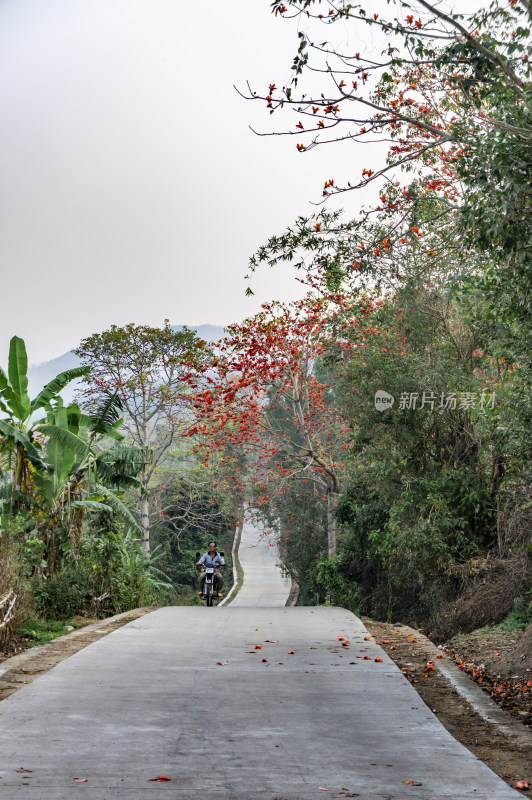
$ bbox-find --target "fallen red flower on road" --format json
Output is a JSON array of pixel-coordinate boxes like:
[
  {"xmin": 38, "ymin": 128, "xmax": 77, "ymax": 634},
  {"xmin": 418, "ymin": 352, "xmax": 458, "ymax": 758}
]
[{"xmin": 148, "ymin": 776, "xmax": 171, "ymax": 782}]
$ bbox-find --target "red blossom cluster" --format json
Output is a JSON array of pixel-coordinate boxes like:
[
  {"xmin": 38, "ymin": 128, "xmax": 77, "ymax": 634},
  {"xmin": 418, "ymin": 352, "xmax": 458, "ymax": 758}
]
[{"xmin": 186, "ymin": 295, "xmax": 378, "ymax": 526}]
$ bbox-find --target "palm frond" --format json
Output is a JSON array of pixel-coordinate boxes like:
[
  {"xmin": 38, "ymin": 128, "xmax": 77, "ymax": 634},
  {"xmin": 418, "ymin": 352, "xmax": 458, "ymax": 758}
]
[
  {"xmin": 96, "ymin": 446, "xmax": 148, "ymax": 478},
  {"xmin": 103, "ymin": 419, "xmax": 125, "ymax": 442},
  {"xmin": 89, "ymin": 392, "xmax": 125, "ymax": 436}
]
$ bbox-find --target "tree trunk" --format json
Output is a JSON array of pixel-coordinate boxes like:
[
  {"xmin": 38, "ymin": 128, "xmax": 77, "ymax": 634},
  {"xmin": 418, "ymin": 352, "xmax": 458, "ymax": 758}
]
[
  {"xmin": 11, "ymin": 443, "xmax": 26, "ymax": 515},
  {"xmin": 141, "ymin": 491, "xmax": 150, "ymax": 559},
  {"xmin": 45, "ymin": 528, "xmax": 56, "ymax": 577},
  {"xmin": 14, "ymin": 443, "xmax": 24, "ymax": 492},
  {"xmin": 327, "ymin": 487, "xmax": 336, "ymax": 558},
  {"xmin": 140, "ymin": 423, "xmax": 151, "ymax": 560},
  {"xmin": 68, "ymin": 506, "xmax": 85, "ymax": 559}
]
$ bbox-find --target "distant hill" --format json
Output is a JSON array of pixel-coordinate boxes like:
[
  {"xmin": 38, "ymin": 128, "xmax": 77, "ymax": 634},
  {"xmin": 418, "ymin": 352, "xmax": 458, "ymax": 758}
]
[{"xmin": 27, "ymin": 324, "xmax": 225, "ymax": 402}]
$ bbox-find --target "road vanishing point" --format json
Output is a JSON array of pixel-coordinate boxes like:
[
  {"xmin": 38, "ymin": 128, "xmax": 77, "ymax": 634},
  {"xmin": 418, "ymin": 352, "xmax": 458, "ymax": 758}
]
[{"xmin": 0, "ymin": 517, "xmax": 522, "ymax": 799}]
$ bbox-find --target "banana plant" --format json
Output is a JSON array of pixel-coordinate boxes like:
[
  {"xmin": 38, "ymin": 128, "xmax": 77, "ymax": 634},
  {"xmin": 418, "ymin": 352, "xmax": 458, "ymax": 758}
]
[
  {"xmin": 0, "ymin": 336, "xmax": 90, "ymax": 493},
  {"xmin": 32, "ymin": 394, "xmax": 148, "ymax": 565},
  {"xmin": 0, "ymin": 338, "xmax": 148, "ymax": 572}
]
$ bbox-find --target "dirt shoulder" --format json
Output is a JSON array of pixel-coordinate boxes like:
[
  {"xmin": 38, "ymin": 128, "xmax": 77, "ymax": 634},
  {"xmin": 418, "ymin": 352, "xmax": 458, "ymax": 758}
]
[
  {"xmin": 0, "ymin": 607, "xmax": 155, "ymax": 702},
  {"xmin": 445, "ymin": 626, "xmax": 532, "ymax": 724},
  {"xmin": 365, "ymin": 620, "xmax": 532, "ymax": 793}
]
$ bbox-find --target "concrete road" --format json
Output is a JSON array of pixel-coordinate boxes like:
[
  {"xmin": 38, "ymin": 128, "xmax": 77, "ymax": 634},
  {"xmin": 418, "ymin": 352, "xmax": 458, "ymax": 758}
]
[
  {"xmin": 226, "ymin": 514, "xmax": 291, "ymax": 607},
  {"xmin": 0, "ymin": 523, "xmax": 522, "ymax": 799}
]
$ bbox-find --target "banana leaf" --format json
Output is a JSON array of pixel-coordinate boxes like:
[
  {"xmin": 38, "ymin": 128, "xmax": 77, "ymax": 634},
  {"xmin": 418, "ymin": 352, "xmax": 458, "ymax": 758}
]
[
  {"xmin": 94, "ymin": 482, "xmax": 142, "ymax": 533},
  {"xmin": 73, "ymin": 500, "xmax": 113, "ymax": 513},
  {"xmin": 0, "ymin": 419, "xmax": 48, "ymax": 471},
  {"xmin": 7, "ymin": 337, "xmax": 31, "ymax": 421},
  {"xmin": 0, "ymin": 366, "xmax": 20, "ymax": 420},
  {"xmin": 30, "ymin": 366, "xmax": 90, "ymax": 413},
  {"xmin": 37, "ymin": 424, "xmax": 91, "ymax": 462}
]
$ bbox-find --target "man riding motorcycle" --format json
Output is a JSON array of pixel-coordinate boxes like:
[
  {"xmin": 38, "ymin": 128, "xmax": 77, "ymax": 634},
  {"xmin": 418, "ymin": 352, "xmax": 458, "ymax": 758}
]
[{"xmin": 197, "ymin": 540, "xmax": 226, "ymax": 598}]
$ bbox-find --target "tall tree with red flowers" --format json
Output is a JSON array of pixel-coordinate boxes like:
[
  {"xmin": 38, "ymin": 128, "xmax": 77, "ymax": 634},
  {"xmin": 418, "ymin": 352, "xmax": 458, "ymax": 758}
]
[{"xmin": 190, "ymin": 294, "xmax": 379, "ymax": 556}]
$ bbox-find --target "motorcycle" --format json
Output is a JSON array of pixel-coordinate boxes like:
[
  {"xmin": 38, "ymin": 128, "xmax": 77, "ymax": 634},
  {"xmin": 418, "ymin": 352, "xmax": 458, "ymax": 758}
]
[{"xmin": 196, "ymin": 551, "xmax": 224, "ymax": 607}]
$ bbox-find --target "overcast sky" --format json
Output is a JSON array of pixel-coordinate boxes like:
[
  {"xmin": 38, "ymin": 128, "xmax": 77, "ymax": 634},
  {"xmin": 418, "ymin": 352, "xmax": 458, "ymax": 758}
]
[{"xmin": 0, "ymin": 0, "xmax": 465, "ymax": 365}]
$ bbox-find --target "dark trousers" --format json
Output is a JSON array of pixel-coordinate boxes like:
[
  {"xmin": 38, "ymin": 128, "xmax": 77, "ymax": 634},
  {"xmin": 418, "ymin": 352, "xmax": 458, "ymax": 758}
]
[{"xmin": 198, "ymin": 573, "xmax": 224, "ymax": 593}]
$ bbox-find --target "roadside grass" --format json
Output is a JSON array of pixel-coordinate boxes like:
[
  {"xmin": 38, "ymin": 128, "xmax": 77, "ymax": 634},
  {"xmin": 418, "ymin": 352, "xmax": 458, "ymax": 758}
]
[
  {"xmin": 492, "ymin": 595, "xmax": 532, "ymax": 631},
  {"xmin": 448, "ymin": 595, "xmax": 532, "ymax": 645},
  {"xmin": 17, "ymin": 616, "xmax": 86, "ymax": 646},
  {"xmin": 221, "ymin": 521, "xmax": 244, "ymax": 606}
]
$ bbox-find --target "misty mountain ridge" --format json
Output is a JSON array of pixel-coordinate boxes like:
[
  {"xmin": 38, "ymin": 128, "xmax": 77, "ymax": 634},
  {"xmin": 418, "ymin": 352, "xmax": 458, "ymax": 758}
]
[{"xmin": 27, "ymin": 324, "xmax": 225, "ymax": 402}]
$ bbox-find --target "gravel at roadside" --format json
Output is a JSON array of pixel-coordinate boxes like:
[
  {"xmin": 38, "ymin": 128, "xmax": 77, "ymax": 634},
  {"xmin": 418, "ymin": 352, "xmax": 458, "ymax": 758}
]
[{"xmin": 366, "ymin": 620, "xmax": 532, "ymax": 794}]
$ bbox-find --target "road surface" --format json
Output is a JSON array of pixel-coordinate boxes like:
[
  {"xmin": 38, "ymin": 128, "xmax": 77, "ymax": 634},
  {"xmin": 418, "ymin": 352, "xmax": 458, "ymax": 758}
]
[
  {"xmin": 0, "ymin": 519, "xmax": 521, "ymax": 799},
  {"xmin": 225, "ymin": 513, "xmax": 291, "ymax": 607}
]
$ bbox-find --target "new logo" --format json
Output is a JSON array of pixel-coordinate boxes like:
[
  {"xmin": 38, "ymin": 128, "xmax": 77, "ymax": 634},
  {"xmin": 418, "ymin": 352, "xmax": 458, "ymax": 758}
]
[{"xmin": 374, "ymin": 390, "xmax": 394, "ymax": 411}]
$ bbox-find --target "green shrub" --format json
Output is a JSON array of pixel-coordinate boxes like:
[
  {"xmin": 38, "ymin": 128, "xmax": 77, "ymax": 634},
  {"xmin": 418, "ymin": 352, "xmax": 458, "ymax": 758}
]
[
  {"xmin": 31, "ymin": 571, "xmax": 87, "ymax": 619},
  {"xmin": 30, "ymin": 526, "xmax": 168, "ymax": 619}
]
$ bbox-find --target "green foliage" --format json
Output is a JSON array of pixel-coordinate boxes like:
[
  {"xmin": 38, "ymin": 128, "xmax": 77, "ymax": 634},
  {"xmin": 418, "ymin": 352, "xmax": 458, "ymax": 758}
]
[
  {"xmin": 0, "ymin": 336, "xmax": 89, "ymax": 431},
  {"xmin": 7, "ymin": 336, "xmax": 31, "ymax": 420},
  {"xmin": 251, "ymin": 284, "xmax": 531, "ymax": 629},
  {"xmin": 0, "ymin": 332, "xmax": 236, "ymax": 639},
  {"xmin": 315, "ymin": 557, "xmax": 346, "ymax": 602},
  {"xmin": 21, "ymin": 537, "xmax": 47, "ymax": 575},
  {"xmin": 31, "ymin": 523, "xmax": 165, "ymax": 619},
  {"xmin": 151, "ymin": 477, "xmax": 236, "ymax": 599},
  {"xmin": 74, "ymin": 321, "xmax": 215, "ymax": 558},
  {"xmin": 0, "ymin": 515, "xmax": 32, "ymax": 639},
  {"xmin": 329, "ymin": 289, "xmax": 526, "ymax": 623},
  {"xmin": 0, "ymin": 337, "xmax": 146, "ymax": 558}
]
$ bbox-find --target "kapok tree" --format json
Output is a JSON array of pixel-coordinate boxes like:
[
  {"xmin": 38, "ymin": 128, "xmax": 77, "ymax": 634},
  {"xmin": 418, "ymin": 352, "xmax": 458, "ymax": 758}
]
[
  {"xmin": 190, "ymin": 294, "xmax": 379, "ymax": 557},
  {"xmin": 244, "ymin": 0, "xmax": 532, "ymax": 327},
  {"xmin": 248, "ymin": 0, "xmax": 530, "ymax": 203},
  {"xmin": 75, "ymin": 322, "xmax": 212, "ymax": 558}
]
